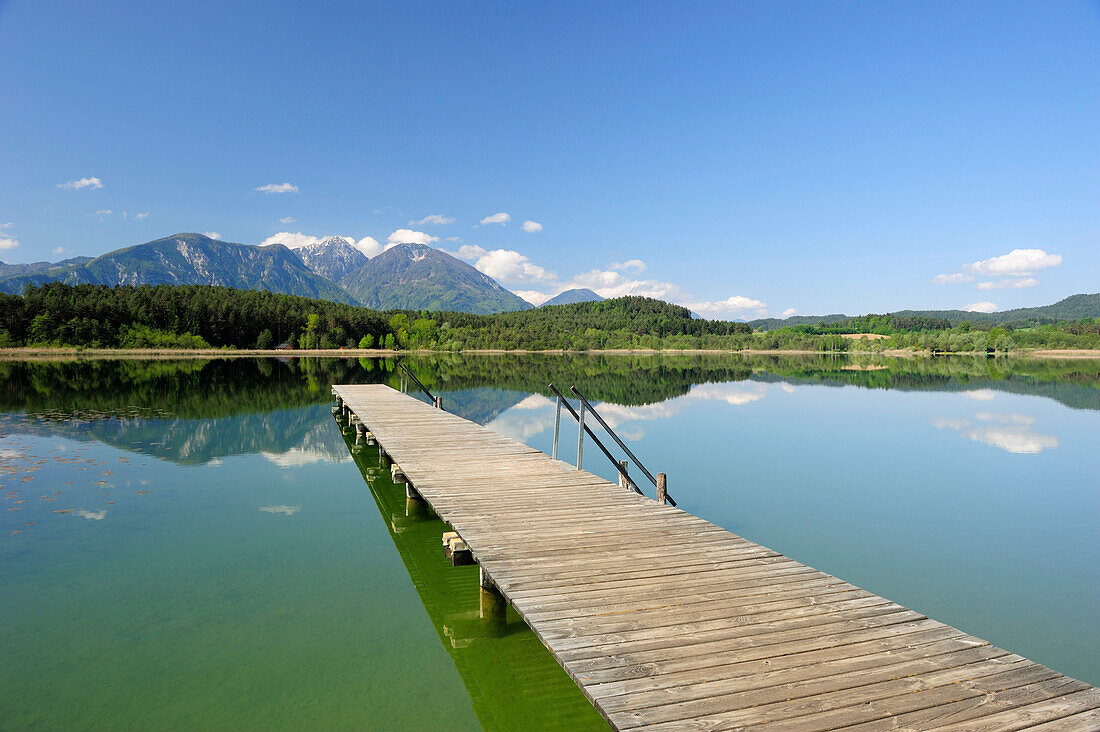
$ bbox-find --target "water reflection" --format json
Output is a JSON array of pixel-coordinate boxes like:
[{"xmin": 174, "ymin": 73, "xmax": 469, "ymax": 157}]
[
  {"xmin": 931, "ymin": 412, "xmax": 1059, "ymax": 454},
  {"xmin": 486, "ymin": 381, "xmax": 794, "ymax": 443},
  {"xmin": 1, "ymin": 352, "xmax": 1097, "ymax": 705}
]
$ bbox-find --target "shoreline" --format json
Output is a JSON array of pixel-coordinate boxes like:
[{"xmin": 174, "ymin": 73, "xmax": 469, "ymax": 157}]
[{"xmin": 1, "ymin": 347, "xmax": 1098, "ymax": 361}]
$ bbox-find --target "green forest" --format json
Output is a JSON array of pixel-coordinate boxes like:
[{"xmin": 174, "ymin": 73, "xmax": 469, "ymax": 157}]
[{"xmin": 0, "ymin": 282, "xmax": 1098, "ymax": 353}]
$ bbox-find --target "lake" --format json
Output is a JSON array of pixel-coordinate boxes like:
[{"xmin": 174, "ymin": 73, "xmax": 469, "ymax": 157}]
[{"xmin": 1, "ymin": 354, "xmax": 1097, "ymax": 729}]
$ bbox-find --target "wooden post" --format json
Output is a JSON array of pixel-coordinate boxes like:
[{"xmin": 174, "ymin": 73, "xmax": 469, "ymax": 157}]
[
  {"xmin": 479, "ymin": 565, "xmax": 495, "ymax": 590},
  {"xmin": 576, "ymin": 400, "xmax": 585, "ymax": 470},
  {"xmin": 479, "ymin": 566, "xmax": 506, "ymax": 629},
  {"xmin": 618, "ymin": 460, "xmax": 629, "ymax": 490},
  {"xmin": 435, "ymin": 395, "xmax": 444, "ymax": 410},
  {"xmin": 405, "ymin": 495, "xmax": 428, "ymax": 519},
  {"xmin": 656, "ymin": 472, "xmax": 667, "ymax": 505},
  {"xmin": 448, "ymin": 538, "xmax": 473, "ymax": 566}
]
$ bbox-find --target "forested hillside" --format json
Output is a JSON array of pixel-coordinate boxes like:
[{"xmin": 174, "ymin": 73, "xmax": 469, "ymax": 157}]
[
  {"xmin": 750, "ymin": 294, "xmax": 1100, "ymax": 330},
  {"xmin": 0, "ymin": 283, "xmax": 1097, "ymax": 353}
]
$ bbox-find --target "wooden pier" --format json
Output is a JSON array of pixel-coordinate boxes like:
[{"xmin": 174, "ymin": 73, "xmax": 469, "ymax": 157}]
[{"xmin": 333, "ymin": 384, "xmax": 1098, "ymax": 731}]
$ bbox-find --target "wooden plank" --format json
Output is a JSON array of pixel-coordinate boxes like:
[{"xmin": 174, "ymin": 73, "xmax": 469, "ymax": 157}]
[
  {"xmin": 928, "ymin": 688, "xmax": 1100, "ymax": 731},
  {"xmin": 333, "ymin": 384, "xmax": 1095, "ymax": 731},
  {"xmin": 840, "ymin": 677, "xmax": 1094, "ymax": 731}
]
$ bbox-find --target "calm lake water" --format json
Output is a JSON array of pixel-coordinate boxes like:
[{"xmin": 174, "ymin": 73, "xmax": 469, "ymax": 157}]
[{"xmin": 1, "ymin": 354, "xmax": 1097, "ymax": 729}]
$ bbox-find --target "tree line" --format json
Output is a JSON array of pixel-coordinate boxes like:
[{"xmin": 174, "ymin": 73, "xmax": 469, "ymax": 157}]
[{"xmin": 0, "ymin": 282, "xmax": 1097, "ymax": 353}]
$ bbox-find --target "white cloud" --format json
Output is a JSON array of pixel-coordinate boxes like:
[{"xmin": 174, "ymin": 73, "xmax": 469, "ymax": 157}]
[
  {"xmin": 410, "ymin": 214, "xmax": 455, "ymax": 226},
  {"xmin": 521, "ymin": 220, "xmax": 543, "ymax": 233},
  {"xmin": 418, "ymin": 238, "xmax": 774, "ymax": 318},
  {"xmin": 353, "ymin": 236, "xmax": 384, "ymax": 257},
  {"xmin": 932, "ymin": 273, "xmax": 974, "ymax": 285},
  {"xmin": 262, "ymin": 449, "xmax": 349, "ymax": 467},
  {"xmin": 690, "ymin": 382, "xmax": 769, "ymax": 406},
  {"xmin": 687, "ymin": 296, "xmax": 769, "ymax": 319},
  {"xmin": 279, "ymin": 216, "xmax": 297, "ymax": 224},
  {"xmin": 262, "ymin": 232, "xmax": 320, "ymax": 249},
  {"xmin": 262, "ymin": 231, "xmax": 384, "ymax": 257},
  {"xmin": 487, "ymin": 382, "xmax": 789, "ymax": 444},
  {"xmin": 780, "ymin": 307, "xmax": 798, "ymax": 318},
  {"xmin": 514, "ymin": 290, "xmax": 552, "ymax": 306},
  {"xmin": 0, "ymin": 237, "xmax": 19, "ymax": 251},
  {"xmin": 0, "ymin": 222, "xmax": 12, "ymax": 229},
  {"xmin": 962, "ymin": 301, "xmax": 997, "ymax": 313},
  {"xmin": 485, "ymin": 397, "xmax": 560, "ymax": 441},
  {"xmin": 962, "ymin": 389, "xmax": 996, "ymax": 401},
  {"xmin": 976, "ymin": 277, "xmax": 1038, "ymax": 290},
  {"xmin": 94, "ymin": 209, "xmax": 112, "ymax": 219},
  {"xmin": 931, "ymin": 413, "xmax": 1057, "ymax": 454},
  {"xmin": 453, "ymin": 244, "xmax": 485, "ymax": 260},
  {"xmin": 453, "ymin": 244, "xmax": 556, "ymax": 285},
  {"xmin": 52, "ymin": 247, "xmax": 65, "ymax": 256},
  {"xmin": 491, "ymin": 254, "xmax": 757, "ymax": 316},
  {"xmin": 935, "ymin": 248, "xmax": 1061, "ymax": 291},
  {"xmin": 975, "ymin": 412, "xmax": 1034, "ymax": 425},
  {"xmin": 930, "ymin": 417, "xmax": 971, "ymax": 431},
  {"xmin": 133, "ymin": 212, "xmax": 149, "ymax": 220},
  {"xmin": 610, "ymin": 259, "xmax": 646, "ymax": 273},
  {"xmin": 972, "ymin": 426, "xmax": 1059, "ymax": 454},
  {"xmin": 58, "ymin": 177, "xmax": 103, "ymax": 191},
  {"xmin": 480, "ymin": 212, "xmax": 510, "ymax": 225},
  {"xmin": 255, "ymin": 182, "xmax": 299, "ymax": 194},
  {"xmin": 569, "ymin": 268, "xmax": 685, "ymax": 301},
  {"xmin": 387, "ymin": 229, "xmax": 439, "ymax": 246},
  {"xmin": 512, "ymin": 394, "xmax": 553, "ymax": 410},
  {"xmin": 964, "ymin": 248, "xmax": 1062, "ymax": 277},
  {"xmin": 259, "ymin": 504, "xmax": 301, "ymax": 515},
  {"xmin": 203, "ymin": 231, "xmax": 221, "ymax": 240}
]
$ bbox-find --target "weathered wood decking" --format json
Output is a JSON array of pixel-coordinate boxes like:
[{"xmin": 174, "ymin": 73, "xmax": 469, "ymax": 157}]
[{"xmin": 334, "ymin": 384, "xmax": 1098, "ymax": 731}]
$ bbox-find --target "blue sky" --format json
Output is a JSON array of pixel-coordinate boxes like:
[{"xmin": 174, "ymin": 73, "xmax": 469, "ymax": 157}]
[{"xmin": 1, "ymin": 1, "xmax": 1098, "ymax": 317}]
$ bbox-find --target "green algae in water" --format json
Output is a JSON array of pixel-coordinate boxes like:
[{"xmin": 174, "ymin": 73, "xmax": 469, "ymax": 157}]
[{"xmin": 0, "ymin": 400, "xmax": 606, "ymax": 728}]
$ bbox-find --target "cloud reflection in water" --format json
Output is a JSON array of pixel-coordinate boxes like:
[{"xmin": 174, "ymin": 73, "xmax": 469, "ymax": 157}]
[
  {"xmin": 931, "ymin": 412, "xmax": 1058, "ymax": 454},
  {"xmin": 486, "ymin": 381, "xmax": 791, "ymax": 443}
]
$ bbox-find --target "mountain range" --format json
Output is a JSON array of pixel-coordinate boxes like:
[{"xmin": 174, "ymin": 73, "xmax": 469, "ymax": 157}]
[
  {"xmin": 0, "ymin": 233, "xmax": 532, "ymax": 314},
  {"xmin": 2, "ymin": 233, "xmax": 1097, "ymax": 322}
]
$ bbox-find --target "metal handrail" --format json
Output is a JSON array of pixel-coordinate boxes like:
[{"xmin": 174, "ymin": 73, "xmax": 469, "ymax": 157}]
[
  {"xmin": 400, "ymin": 364, "xmax": 444, "ymax": 409},
  {"xmin": 548, "ymin": 383, "xmax": 642, "ymax": 495},
  {"xmin": 548, "ymin": 383, "xmax": 677, "ymax": 507},
  {"xmin": 570, "ymin": 386, "xmax": 663, "ymax": 493}
]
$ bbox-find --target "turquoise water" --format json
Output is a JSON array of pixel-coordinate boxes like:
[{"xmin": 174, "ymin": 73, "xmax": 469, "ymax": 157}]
[{"xmin": 1, "ymin": 355, "xmax": 1097, "ymax": 729}]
